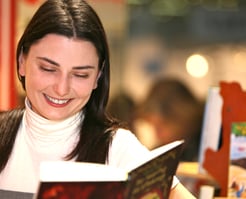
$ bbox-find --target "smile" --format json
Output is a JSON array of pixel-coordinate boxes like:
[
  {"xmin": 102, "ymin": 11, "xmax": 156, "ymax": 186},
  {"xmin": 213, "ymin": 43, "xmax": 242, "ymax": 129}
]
[{"xmin": 45, "ymin": 94, "xmax": 70, "ymax": 105}]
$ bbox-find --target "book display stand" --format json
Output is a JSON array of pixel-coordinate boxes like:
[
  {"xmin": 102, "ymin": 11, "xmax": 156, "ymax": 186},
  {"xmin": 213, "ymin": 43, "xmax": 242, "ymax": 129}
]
[{"xmin": 202, "ymin": 82, "xmax": 246, "ymax": 197}]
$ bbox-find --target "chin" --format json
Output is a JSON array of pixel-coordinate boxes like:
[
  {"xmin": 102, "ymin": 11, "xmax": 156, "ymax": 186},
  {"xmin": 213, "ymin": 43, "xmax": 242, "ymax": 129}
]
[{"xmin": 42, "ymin": 113, "xmax": 69, "ymax": 121}]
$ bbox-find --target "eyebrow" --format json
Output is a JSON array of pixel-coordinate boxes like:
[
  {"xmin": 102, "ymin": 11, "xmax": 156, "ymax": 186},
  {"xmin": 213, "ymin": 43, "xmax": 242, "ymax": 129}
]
[{"xmin": 36, "ymin": 57, "xmax": 96, "ymax": 70}]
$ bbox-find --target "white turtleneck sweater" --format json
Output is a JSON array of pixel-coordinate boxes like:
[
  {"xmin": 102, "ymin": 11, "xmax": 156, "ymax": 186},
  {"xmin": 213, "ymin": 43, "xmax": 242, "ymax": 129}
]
[
  {"xmin": 0, "ymin": 100, "xmax": 178, "ymax": 194},
  {"xmin": 0, "ymin": 100, "xmax": 81, "ymax": 193}
]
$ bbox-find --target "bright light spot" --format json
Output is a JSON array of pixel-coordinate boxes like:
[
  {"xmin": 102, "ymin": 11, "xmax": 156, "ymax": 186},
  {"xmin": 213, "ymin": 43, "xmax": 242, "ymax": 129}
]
[{"xmin": 186, "ymin": 54, "xmax": 209, "ymax": 78}]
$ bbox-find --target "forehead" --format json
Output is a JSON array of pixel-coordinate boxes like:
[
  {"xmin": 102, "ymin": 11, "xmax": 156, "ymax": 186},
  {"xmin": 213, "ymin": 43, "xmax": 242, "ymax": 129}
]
[{"xmin": 28, "ymin": 34, "xmax": 99, "ymax": 66}]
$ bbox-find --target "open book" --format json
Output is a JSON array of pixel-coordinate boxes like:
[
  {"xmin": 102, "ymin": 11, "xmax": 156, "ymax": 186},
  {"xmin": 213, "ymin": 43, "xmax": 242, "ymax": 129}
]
[{"xmin": 34, "ymin": 140, "xmax": 184, "ymax": 199}]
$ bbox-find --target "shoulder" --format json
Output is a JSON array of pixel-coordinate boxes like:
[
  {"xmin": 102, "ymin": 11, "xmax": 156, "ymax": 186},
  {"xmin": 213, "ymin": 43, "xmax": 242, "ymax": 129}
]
[
  {"xmin": 0, "ymin": 108, "xmax": 24, "ymax": 120},
  {"xmin": 107, "ymin": 128, "xmax": 150, "ymax": 169},
  {"xmin": 111, "ymin": 128, "xmax": 148, "ymax": 147},
  {"xmin": 0, "ymin": 109, "xmax": 25, "ymax": 172},
  {"xmin": 0, "ymin": 109, "xmax": 24, "ymax": 133},
  {"xmin": 112, "ymin": 128, "xmax": 137, "ymax": 141}
]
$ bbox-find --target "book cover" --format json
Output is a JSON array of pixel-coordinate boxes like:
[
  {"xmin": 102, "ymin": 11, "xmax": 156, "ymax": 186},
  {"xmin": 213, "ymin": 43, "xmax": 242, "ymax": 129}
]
[
  {"xmin": 228, "ymin": 122, "xmax": 246, "ymax": 198},
  {"xmin": 34, "ymin": 140, "xmax": 184, "ymax": 199}
]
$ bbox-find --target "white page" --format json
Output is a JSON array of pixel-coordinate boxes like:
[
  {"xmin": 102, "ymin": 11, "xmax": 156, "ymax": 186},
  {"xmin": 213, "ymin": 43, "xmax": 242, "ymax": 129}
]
[
  {"xmin": 126, "ymin": 140, "xmax": 184, "ymax": 171},
  {"xmin": 39, "ymin": 161, "xmax": 128, "ymax": 182}
]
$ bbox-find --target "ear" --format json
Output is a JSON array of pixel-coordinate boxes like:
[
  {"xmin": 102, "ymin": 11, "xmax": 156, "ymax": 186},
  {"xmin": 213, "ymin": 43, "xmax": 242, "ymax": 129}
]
[{"xmin": 18, "ymin": 52, "xmax": 26, "ymax": 76}]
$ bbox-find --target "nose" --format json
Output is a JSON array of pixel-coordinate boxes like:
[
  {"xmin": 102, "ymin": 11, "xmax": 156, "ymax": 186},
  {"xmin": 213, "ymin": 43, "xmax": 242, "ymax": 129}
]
[{"xmin": 53, "ymin": 74, "xmax": 70, "ymax": 97}]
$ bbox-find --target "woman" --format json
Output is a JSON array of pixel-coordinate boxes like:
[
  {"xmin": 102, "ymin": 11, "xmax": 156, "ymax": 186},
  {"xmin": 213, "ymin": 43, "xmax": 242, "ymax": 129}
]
[
  {"xmin": 133, "ymin": 78, "xmax": 204, "ymax": 161},
  {"xmin": 0, "ymin": 0, "xmax": 195, "ymax": 198}
]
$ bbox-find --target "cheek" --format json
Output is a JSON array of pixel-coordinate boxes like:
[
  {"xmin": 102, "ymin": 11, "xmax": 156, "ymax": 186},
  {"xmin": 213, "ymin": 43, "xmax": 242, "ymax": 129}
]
[
  {"xmin": 25, "ymin": 76, "xmax": 44, "ymax": 95},
  {"xmin": 72, "ymin": 79, "xmax": 98, "ymax": 98},
  {"xmin": 25, "ymin": 68, "xmax": 47, "ymax": 91}
]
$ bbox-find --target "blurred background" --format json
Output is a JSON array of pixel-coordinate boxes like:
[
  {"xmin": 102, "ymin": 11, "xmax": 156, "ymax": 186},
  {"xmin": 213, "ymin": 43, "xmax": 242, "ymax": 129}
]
[
  {"xmin": 1, "ymin": 0, "xmax": 246, "ymax": 159},
  {"xmin": 1, "ymin": 0, "xmax": 246, "ymax": 108},
  {"xmin": 2, "ymin": 0, "xmax": 246, "ymax": 196}
]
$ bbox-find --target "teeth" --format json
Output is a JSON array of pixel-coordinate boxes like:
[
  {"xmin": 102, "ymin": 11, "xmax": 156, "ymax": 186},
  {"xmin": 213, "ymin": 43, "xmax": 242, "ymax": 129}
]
[{"xmin": 46, "ymin": 95, "xmax": 69, "ymax": 105}]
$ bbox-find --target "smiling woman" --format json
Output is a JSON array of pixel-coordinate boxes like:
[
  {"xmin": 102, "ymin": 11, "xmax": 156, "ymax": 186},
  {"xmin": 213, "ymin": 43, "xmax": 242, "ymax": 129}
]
[
  {"xmin": 0, "ymin": 1, "xmax": 195, "ymax": 199},
  {"xmin": 18, "ymin": 34, "xmax": 100, "ymax": 120}
]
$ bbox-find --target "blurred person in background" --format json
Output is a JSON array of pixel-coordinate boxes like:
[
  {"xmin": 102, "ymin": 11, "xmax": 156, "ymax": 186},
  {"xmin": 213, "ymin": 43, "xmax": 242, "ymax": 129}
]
[
  {"xmin": 133, "ymin": 78, "xmax": 204, "ymax": 161},
  {"xmin": 107, "ymin": 91, "xmax": 136, "ymax": 129}
]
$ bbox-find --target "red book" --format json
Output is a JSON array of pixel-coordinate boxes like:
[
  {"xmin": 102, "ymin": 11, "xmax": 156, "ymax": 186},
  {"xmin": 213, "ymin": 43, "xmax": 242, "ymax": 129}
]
[{"xmin": 34, "ymin": 140, "xmax": 184, "ymax": 199}]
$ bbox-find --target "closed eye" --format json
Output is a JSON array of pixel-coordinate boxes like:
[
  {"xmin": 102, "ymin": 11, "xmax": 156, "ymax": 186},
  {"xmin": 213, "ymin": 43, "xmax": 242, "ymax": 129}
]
[
  {"xmin": 39, "ymin": 66, "xmax": 56, "ymax": 72},
  {"xmin": 73, "ymin": 73, "xmax": 89, "ymax": 78}
]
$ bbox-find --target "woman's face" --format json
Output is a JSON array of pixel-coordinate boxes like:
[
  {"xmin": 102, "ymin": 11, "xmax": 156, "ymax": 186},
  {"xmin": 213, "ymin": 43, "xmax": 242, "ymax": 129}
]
[{"xmin": 19, "ymin": 34, "xmax": 100, "ymax": 121}]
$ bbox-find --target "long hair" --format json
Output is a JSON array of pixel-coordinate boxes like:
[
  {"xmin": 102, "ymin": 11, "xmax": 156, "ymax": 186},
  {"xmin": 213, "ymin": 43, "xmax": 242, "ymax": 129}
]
[
  {"xmin": 16, "ymin": 0, "xmax": 120, "ymax": 163},
  {"xmin": 0, "ymin": 109, "xmax": 24, "ymax": 172}
]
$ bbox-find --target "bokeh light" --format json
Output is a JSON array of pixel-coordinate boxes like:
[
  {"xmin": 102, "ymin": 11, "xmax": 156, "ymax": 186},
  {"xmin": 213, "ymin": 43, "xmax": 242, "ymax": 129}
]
[{"xmin": 186, "ymin": 54, "xmax": 209, "ymax": 78}]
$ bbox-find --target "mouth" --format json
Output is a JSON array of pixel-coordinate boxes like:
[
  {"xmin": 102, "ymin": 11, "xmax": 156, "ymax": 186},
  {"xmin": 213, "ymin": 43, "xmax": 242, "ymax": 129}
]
[{"xmin": 44, "ymin": 94, "xmax": 71, "ymax": 106}]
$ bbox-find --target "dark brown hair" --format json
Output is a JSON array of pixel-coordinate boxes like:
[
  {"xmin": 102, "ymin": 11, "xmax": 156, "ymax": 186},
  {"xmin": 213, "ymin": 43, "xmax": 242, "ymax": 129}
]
[{"xmin": 13, "ymin": 0, "xmax": 120, "ymax": 164}]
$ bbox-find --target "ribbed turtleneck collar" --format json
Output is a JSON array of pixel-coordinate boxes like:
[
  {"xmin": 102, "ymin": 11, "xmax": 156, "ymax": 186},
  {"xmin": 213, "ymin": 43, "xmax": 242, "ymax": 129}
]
[{"xmin": 23, "ymin": 98, "xmax": 82, "ymax": 144}]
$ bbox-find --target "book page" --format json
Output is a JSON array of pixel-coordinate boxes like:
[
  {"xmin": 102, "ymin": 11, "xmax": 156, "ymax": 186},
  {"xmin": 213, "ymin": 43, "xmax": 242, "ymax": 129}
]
[
  {"xmin": 126, "ymin": 140, "xmax": 184, "ymax": 172},
  {"xmin": 39, "ymin": 161, "xmax": 128, "ymax": 182}
]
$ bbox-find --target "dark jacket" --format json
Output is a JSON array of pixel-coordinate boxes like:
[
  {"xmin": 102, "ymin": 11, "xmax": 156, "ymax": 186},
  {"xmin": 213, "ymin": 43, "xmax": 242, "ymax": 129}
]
[{"xmin": 0, "ymin": 109, "xmax": 24, "ymax": 172}]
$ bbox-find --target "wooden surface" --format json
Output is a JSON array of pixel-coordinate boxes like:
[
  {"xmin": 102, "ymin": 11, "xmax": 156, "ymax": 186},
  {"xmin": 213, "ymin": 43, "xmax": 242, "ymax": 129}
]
[
  {"xmin": 177, "ymin": 162, "xmax": 246, "ymax": 198},
  {"xmin": 177, "ymin": 162, "xmax": 215, "ymax": 180}
]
